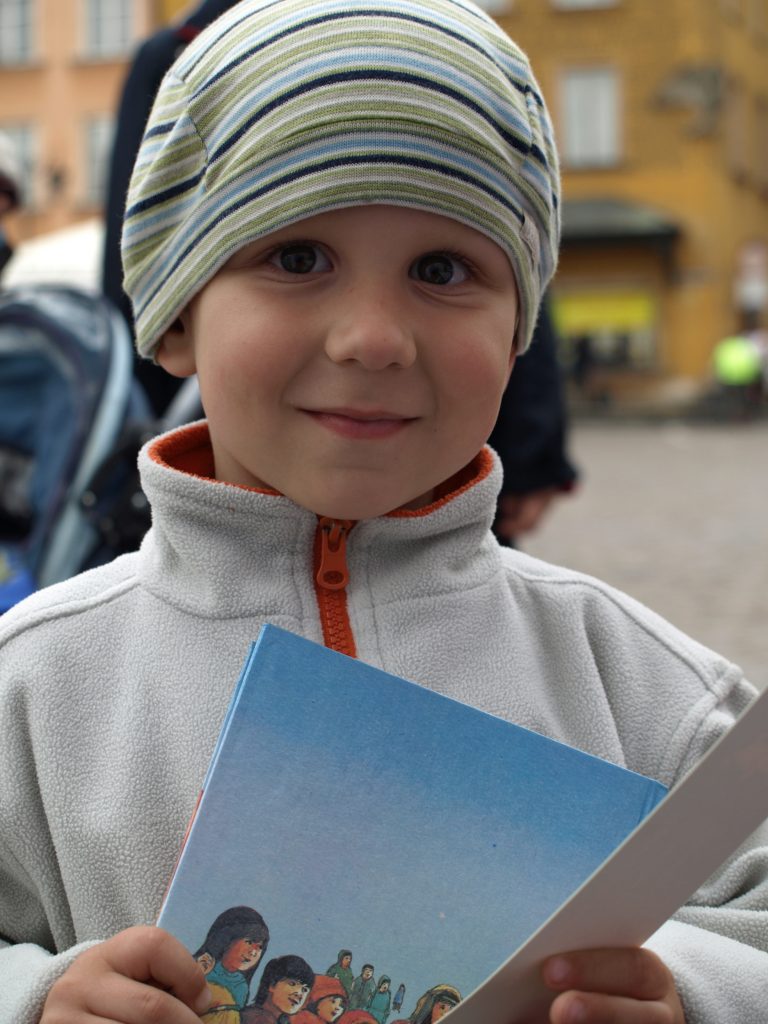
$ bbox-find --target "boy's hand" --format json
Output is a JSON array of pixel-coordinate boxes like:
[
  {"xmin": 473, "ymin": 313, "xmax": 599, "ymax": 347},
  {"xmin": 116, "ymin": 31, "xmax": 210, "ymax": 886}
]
[
  {"xmin": 41, "ymin": 925, "xmax": 212, "ymax": 1023},
  {"xmin": 542, "ymin": 947, "xmax": 685, "ymax": 1024}
]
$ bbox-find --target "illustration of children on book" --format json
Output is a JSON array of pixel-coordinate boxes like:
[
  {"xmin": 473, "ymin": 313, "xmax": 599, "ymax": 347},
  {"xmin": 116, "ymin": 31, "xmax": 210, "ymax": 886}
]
[
  {"xmin": 366, "ymin": 975, "xmax": 391, "ymax": 1024},
  {"xmin": 194, "ymin": 906, "xmax": 270, "ymax": 1023},
  {"xmin": 348, "ymin": 964, "xmax": 376, "ymax": 1010},
  {"xmin": 391, "ymin": 984, "xmax": 461, "ymax": 1024},
  {"xmin": 325, "ymin": 949, "xmax": 354, "ymax": 997},
  {"xmin": 242, "ymin": 954, "xmax": 315, "ymax": 1024},
  {"xmin": 293, "ymin": 973, "xmax": 349, "ymax": 1023},
  {"xmin": 338, "ymin": 1012, "xmax": 378, "ymax": 1024},
  {"xmin": 391, "ymin": 984, "xmax": 405, "ymax": 1015}
]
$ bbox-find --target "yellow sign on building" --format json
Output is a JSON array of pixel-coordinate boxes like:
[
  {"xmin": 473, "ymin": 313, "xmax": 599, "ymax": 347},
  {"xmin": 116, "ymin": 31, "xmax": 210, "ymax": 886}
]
[{"xmin": 555, "ymin": 291, "xmax": 656, "ymax": 336}]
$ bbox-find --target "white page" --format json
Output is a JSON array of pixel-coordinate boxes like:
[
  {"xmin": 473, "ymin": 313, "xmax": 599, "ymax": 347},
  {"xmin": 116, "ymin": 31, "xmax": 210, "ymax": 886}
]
[{"xmin": 448, "ymin": 685, "xmax": 768, "ymax": 1024}]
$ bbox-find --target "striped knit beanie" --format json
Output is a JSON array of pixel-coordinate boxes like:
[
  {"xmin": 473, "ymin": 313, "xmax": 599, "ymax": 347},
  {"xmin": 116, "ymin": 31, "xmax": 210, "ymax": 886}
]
[{"xmin": 122, "ymin": 0, "xmax": 560, "ymax": 358}]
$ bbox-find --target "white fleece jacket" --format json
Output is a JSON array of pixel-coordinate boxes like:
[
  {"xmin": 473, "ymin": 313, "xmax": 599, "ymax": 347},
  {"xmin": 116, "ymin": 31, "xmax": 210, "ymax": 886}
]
[{"xmin": 0, "ymin": 423, "xmax": 765, "ymax": 1022}]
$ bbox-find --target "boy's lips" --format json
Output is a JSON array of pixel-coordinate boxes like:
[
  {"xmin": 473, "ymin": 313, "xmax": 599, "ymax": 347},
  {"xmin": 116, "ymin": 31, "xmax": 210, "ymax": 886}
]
[{"xmin": 303, "ymin": 407, "xmax": 418, "ymax": 439}]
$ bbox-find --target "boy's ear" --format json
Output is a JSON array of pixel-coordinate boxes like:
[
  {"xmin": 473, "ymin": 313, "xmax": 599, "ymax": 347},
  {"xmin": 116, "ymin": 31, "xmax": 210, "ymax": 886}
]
[{"xmin": 155, "ymin": 313, "xmax": 197, "ymax": 378}]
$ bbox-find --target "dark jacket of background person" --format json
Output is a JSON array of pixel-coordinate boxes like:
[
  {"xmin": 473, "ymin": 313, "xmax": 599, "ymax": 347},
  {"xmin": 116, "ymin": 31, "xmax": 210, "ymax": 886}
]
[
  {"xmin": 101, "ymin": 0, "xmax": 236, "ymax": 415},
  {"xmin": 488, "ymin": 296, "xmax": 578, "ymax": 542}
]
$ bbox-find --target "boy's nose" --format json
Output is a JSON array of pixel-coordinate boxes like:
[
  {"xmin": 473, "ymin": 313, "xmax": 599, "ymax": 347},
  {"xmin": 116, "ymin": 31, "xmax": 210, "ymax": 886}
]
[{"xmin": 324, "ymin": 289, "xmax": 417, "ymax": 370}]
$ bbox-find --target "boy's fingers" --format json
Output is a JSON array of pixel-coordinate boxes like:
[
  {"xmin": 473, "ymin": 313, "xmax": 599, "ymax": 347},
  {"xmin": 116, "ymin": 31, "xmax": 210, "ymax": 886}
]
[
  {"xmin": 83, "ymin": 974, "xmax": 206, "ymax": 1024},
  {"xmin": 549, "ymin": 990, "xmax": 676, "ymax": 1024},
  {"xmin": 99, "ymin": 926, "xmax": 211, "ymax": 1013},
  {"xmin": 542, "ymin": 948, "xmax": 671, "ymax": 1001}
]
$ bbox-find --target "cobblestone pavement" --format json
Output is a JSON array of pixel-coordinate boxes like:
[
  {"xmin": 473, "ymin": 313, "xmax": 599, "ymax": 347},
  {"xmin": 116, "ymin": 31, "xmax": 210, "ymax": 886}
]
[{"xmin": 523, "ymin": 419, "xmax": 768, "ymax": 692}]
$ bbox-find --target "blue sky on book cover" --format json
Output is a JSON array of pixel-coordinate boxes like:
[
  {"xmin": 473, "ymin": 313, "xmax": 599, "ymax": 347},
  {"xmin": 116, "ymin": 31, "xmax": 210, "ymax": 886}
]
[{"xmin": 158, "ymin": 625, "xmax": 666, "ymax": 1019}]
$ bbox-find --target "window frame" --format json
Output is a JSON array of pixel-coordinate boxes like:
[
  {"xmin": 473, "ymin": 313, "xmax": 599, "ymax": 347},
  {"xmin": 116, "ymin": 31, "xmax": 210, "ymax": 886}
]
[
  {"xmin": 472, "ymin": 0, "xmax": 512, "ymax": 12},
  {"xmin": 0, "ymin": 0, "xmax": 35, "ymax": 66},
  {"xmin": 82, "ymin": 0, "xmax": 136, "ymax": 60},
  {"xmin": 559, "ymin": 65, "xmax": 622, "ymax": 170},
  {"xmin": 82, "ymin": 115, "xmax": 114, "ymax": 208},
  {"xmin": 551, "ymin": 0, "xmax": 620, "ymax": 10}
]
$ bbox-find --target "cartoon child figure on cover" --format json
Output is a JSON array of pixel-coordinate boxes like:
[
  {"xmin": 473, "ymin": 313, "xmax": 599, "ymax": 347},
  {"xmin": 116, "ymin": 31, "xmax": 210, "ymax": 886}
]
[
  {"xmin": 391, "ymin": 983, "xmax": 405, "ymax": 1016},
  {"xmin": 194, "ymin": 906, "xmax": 270, "ymax": 1022},
  {"xmin": 326, "ymin": 950, "xmax": 354, "ymax": 998},
  {"xmin": 349, "ymin": 965, "xmax": 377, "ymax": 1011},
  {"xmin": 242, "ymin": 955, "xmax": 315, "ymax": 1024},
  {"xmin": 294, "ymin": 974, "xmax": 349, "ymax": 1024},
  {"xmin": 393, "ymin": 985, "xmax": 461, "ymax": 1024},
  {"xmin": 2, "ymin": 0, "xmax": 763, "ymax": 1023},
  {"xmin": 366, "ymin": 976, "xmax": 392, "ymax": 1024}
]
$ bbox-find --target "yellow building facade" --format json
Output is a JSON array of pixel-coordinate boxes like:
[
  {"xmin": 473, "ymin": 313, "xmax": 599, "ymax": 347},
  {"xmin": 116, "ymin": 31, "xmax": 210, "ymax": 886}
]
[{"xmin": 495, "ymin": 0, "xmax": 768, "ymax": 396}]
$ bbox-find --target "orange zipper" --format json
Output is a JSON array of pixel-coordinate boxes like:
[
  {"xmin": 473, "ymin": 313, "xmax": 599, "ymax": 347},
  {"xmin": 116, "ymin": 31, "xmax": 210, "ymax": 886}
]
[{"xmin": 314, "ymin": 517, "xmax": 357, "ymax": 658}]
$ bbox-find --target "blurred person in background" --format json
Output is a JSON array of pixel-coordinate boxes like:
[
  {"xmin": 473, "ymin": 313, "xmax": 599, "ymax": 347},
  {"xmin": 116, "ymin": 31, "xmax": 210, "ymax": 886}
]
[
  {"xmin": 490, "ymin": 295, "xmax": 578, "ymax": 546},
  {"xmin": 0, "ymin": 131, "xmax": 21, "ymax": 282},
  {"xmin": 711, "ymin": 316, "xmax": 764, "ymax": 421}
]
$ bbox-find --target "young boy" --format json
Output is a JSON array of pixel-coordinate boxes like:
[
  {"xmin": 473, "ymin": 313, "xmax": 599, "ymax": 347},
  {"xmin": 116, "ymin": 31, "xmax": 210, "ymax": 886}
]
[{"xmin": 0, "ymin": 1, "xmax": 765, "ymax": 1022}]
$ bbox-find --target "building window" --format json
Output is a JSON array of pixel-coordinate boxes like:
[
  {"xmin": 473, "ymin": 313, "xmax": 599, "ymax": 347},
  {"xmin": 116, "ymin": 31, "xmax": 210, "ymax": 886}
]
[
  {"xmin": 83, "ymin": 116, "xmax": 114, "ymax": 207},
  {"xmin": 0, "ymin": 123, "xmax": 38, "ymax": 208},
  {"xmin": 83, "ymin": 0, "xmax": 134, "ymax": 59},
  {"xmin": 552, "ymin": 0, "xmax": 618, "ymax": 8},
  {"xmin": 560, "ymin": 67, "xmax": 621, "ymax": 168},
  {"xmin": 0, "ymin": 0, "xmax": 34, "ymax": 65}
]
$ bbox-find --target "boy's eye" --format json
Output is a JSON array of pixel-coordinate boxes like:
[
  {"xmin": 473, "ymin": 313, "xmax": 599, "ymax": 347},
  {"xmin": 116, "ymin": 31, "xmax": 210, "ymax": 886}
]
[
  {"xmin": 271, "ymin": 243, "xmax": 330, "ymax": 274},
  {"xmin": 411, "ymin": 251, "xmax": 469, "ymax": 286}
]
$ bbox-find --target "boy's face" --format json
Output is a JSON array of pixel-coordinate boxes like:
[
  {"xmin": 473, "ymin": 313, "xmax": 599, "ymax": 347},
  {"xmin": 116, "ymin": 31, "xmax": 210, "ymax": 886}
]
[{"xmin": 159, "ymin": 205, "xmax": 518, "ymax": 520}]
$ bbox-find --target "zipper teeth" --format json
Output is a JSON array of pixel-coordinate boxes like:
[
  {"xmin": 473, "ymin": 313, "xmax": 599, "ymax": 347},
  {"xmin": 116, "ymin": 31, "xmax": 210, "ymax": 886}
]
[
  {"xmin": 318, "ymin": 589, "xmax": 357, "ymax": 657},
  {"xmin": 313, "ymin": 521, "xmax": 357, "ymax": 658}
]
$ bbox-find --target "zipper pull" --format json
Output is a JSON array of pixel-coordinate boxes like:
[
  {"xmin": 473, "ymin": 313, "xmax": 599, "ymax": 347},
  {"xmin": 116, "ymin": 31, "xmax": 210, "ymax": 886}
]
[{"xmin": 316, "ymin": 518, "xmax": 353, "ymax": 591}]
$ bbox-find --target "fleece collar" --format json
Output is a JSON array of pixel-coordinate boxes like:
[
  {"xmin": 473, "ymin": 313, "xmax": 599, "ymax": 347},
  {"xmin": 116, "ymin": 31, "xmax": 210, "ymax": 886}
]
[{"xmin": 137, "ymin": 421, "xmax": 504, "ymax": 617}]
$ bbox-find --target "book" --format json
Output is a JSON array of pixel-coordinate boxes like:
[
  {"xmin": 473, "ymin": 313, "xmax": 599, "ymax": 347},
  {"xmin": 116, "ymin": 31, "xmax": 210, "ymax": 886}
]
[{"xmin": 157, "ymin": 624, "xmax": 668, "ymax": 1024}]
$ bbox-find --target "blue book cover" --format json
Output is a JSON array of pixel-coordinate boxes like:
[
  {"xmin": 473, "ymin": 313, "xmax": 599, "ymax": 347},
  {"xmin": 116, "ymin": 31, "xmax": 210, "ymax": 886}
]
[{"xmin": 157, "ymin": 624, "xmax": 667, "ymax": 1024}]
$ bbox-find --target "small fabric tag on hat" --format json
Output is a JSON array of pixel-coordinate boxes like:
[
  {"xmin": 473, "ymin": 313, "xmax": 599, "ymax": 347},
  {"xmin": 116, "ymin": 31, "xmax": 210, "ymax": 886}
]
[{"xmin": 520, "ymin": 214, "xmax": 540, "ymax": 265}]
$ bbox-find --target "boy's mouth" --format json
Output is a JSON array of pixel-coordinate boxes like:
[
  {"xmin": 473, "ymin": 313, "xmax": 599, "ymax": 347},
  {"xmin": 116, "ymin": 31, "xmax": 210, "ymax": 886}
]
[{"xmin": 304, "ymin": 407, "xmax": 417, "ymax": 440}]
